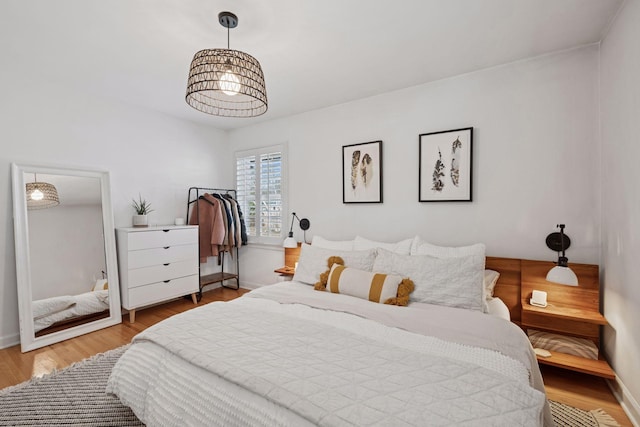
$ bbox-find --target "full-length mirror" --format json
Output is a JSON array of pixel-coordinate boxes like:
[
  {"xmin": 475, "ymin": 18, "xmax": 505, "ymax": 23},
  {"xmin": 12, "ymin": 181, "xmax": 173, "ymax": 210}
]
[{"xmin": 11, "ymin": 163, "xmax": 121, "ymax": 352}]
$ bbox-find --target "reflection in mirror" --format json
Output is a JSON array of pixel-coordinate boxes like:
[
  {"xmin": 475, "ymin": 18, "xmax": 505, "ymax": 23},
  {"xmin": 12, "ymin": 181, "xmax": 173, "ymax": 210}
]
[
  {"xmin": 12, "ymin": 164, "xmax": 121, "ymax": 352},
  {"xmin": 27, "ymin": 174, "xmax": 110, "ymax": 336}
]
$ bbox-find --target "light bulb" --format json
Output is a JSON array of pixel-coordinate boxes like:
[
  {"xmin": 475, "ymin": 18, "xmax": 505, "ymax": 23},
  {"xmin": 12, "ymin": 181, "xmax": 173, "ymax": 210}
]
[
  {"xmin": 31, "ymin": 189, "xmax": 44, "ymax": 201},
  {"xmin": 220, "ymin": 71, "xmax": 240, "ymax": 96}
]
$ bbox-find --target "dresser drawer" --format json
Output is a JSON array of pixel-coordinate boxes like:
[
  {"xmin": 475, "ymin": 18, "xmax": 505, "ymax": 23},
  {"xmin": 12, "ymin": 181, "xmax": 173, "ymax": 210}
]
[
  {"xmin": 128, "ymin": 259, "xmax": 198, "ymax": 288},
  {"xmin": 127, "ymin": 228, "xmax": 198, "ymax": 251},
  {"xmin": 128, "ymin": 275, "xmax": 198, "ymax": 308},
  {"xmin": 128, "ymin": 244, "xmax": 198, "ymax": 269}
]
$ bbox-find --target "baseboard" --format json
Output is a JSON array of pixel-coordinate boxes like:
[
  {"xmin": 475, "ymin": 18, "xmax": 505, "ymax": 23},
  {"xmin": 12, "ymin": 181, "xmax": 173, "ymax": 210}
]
[
  {"xmin": 0, "ymin": 332, "xmax": 20, "ymax": 350},
  {"xmin": 608, "ymin": 376, "xmax": 640, "ymax": 427},
  {"xmin": 238, "ymin": 281, "xmax": 265, "ymax": 291}
]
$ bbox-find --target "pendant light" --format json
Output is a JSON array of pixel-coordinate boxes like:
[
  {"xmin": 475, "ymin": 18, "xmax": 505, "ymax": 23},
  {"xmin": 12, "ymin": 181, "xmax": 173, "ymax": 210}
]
[
  {"xmin": 545, "ymin": 224, "xmax": 578, "ymax": 286},
  {"xmin": 26, "ymin": 174, "xmax": 59, "ymax": 210},
  {"xmin": 185, "ymin": 11, "xmax": 268, "ymax": 118}
]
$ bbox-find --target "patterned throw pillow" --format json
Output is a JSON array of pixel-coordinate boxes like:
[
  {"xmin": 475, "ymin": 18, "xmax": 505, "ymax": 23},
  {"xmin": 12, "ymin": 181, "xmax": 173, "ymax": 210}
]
[
  {"xmin": 527, "ymin": 329, "xmax": 598, "ymax": 360},
  {"xmin": 373, "ymin": 248, "xmax": 484, "ymax": 311},
  {"xmin": 292, "ymin": 244, "xmax": 377, "ymax": 285}
]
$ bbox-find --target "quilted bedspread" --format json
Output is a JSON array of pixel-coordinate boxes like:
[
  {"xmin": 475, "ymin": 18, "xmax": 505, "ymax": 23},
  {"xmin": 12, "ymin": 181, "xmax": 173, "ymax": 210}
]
[{"xmin": 108, "ymin": 284, "xmax": 549, "ymax": 426}]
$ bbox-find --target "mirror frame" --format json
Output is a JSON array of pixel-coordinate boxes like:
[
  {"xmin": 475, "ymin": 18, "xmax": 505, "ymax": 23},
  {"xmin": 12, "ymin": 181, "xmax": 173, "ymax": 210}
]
[{"xmin": 11, "ymin": 163, "xmax": 122, "ymax": 352}]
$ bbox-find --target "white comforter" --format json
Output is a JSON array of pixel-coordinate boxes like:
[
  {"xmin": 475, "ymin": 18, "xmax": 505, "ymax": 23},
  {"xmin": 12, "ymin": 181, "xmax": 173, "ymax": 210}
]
[{"xmin": 108, "ymin": 282, "xmax": 551, "ymax": 426}]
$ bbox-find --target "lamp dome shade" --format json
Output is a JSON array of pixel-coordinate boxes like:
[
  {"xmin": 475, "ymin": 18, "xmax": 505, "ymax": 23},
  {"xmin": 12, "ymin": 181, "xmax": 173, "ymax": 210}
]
[{"xmin": 546, "ymin": 265, "xmax": 578, "ymax": 286}]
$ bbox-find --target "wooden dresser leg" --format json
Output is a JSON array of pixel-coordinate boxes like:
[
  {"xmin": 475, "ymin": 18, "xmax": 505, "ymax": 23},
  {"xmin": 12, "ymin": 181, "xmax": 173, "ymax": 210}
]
[
  {"xmin": 129, "ymin": 309, "xmax": 136, "ymax": 324},
  {"xmin": 191, "ymin": 293, "xmax": 198, "ymax": 305}
]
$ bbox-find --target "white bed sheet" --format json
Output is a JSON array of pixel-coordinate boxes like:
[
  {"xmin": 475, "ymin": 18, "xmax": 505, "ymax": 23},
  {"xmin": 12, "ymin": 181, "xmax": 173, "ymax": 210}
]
[{"xmin": 108, "ymin": 282, "xmax": 551, "ymax": 426}]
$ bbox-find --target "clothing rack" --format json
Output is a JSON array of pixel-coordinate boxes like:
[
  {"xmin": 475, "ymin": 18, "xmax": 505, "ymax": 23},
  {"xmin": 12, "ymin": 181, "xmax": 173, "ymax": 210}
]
[{"xmin": 186, "ymin": 186, "xmax": 240, "ymax": 299}]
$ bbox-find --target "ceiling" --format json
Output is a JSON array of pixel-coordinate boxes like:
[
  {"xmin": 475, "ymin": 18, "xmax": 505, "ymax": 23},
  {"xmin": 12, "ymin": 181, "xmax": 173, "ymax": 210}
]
[{"xmin": 1, "ymin": 0, "xmax": 623, "ymax": 130}]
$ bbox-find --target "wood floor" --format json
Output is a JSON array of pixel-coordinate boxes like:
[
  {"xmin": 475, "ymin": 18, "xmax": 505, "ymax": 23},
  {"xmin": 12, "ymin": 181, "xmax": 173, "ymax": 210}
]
[
  {"xmin": 542, "ymin": 364, "xmax": 632, "ymax": 426},
  {"xmin": 0, "ymin": 287, "xmax": 249, "ymax": 390},
  {"xmin": 0, "ymin": 286, "xmax": 632, "ymax": 426}
]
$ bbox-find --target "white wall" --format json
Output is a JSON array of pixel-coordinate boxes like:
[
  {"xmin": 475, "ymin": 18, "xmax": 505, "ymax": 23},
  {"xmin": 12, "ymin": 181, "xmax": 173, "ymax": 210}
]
[
  {"xmin": 28, "ymin": 204, "xmax": 105, "ymax": 300},
  {"xmin": 0, "ymin": 75, "xmax": 231, "ymax": 347},
  {"xmin": 600, "ymin": 0, "xmax": 640, "ymax": 419},
  {"xmin": 229, "ymin": 46, "xmax": 601, "ymax": 287}
]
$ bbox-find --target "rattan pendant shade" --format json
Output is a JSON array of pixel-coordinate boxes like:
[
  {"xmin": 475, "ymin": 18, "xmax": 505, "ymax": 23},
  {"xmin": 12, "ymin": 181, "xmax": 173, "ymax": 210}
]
[
  {"xmin": 185, "ymin": 12, "xmax": 267, "ymax": 118},
  {"xmin": 186, "ymin": 48, "xmax": 267, "ymax": 117},
  {"xmin": 26, "ymin": 181, "xmax": 60, "ymax": 210}
]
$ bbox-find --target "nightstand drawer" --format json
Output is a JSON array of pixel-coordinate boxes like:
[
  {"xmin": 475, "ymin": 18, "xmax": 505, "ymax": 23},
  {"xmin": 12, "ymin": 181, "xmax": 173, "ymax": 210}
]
[
  {"xmin": 522, "ymin": 311, "xmax": 599, "ymax": 339},
  {"xmin": 128, "ymin": 259, "xmax": 198, "ymax": 288},
  {"xmin": 127, "ymin": 228, "xmax": 198, "ymax": 250},
  {"xmin": 128, "ymin": 244, "xmax": 198, "ymax": 269},
  {"xmin": 128, "ymin": 275, "xmax": 198, "ymax": 307}
]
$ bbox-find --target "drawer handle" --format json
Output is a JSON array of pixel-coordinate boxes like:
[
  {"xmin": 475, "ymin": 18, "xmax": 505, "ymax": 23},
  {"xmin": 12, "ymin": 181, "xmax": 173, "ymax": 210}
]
[
  {"xmin": 163, "ymin": 280, "xmax": 171, "ymax": 283},
  {"xmin": 163, "ymin": 263, "xmax": 170, "ymax": 266},
  {"xmin": 163, "ymin": 246, "xmax": 170, "ymax": 249},
  {"xmin": 162, "ymin": 229, "xmax": 170, "ymax": 232}
]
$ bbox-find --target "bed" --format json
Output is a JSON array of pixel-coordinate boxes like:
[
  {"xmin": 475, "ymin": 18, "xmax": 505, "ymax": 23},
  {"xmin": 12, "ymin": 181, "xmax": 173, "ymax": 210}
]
[
  {"xmin": 33, "ymin": 289, "xmax": 110, "ymax": 335},
  {"xmin": 107, "ymin": 239, "xmax": 553, "ymax": 426}
]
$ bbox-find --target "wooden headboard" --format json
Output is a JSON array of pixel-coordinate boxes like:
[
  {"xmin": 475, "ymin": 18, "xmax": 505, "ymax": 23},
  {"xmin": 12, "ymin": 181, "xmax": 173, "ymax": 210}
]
[
  {"xmin": 285, "ymin": 248, "xmax": 599, "ymax": 325},
  {"xmin": 486, "ymin": 257, "xmax": 523, "ymax": 323},
  {"xmin": 487, "ymin": 257, "xmax": 600, "ymax": 326}
]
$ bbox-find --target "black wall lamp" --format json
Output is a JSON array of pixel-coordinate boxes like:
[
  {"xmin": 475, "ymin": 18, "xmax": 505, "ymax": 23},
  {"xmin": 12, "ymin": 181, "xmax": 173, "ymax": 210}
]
[
  {"xmin": 283, "ymin": 212, "xmax": 310, "ymax": 248},
  {"xmin": 545, "ymin": 224, "xmax": 578, "ymax": 286}
]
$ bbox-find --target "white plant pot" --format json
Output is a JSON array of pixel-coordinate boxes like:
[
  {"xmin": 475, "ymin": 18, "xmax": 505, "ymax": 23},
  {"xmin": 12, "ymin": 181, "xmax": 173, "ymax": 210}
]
[{"xmin": 132, "ymin": 214, "xmax": 148, "ymax": 228}]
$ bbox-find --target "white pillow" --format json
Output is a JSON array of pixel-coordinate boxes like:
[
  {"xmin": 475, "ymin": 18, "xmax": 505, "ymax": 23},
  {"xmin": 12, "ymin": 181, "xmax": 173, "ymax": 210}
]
[
  {"xmin": 410, "ymin": 237, "xmax": 488, "ymax": 310},
  {"xmin": 92, "ymin": 279, "xmax": 109, "ymax": 291},
  {"xmin": 353, "ymin": 236, "xmax": 415, "ymax": 255},
  {"xmin": 411, "ymin": 236, "xmax": 485, "ymax": 258},
  {"xmin": 311, "ymin": 235, "xmax": 355, "ymax": 251},
  {"xmin": 292, "ymin": 244, "xmax": 377, "ymax": 285},
  {"xmin": 373, "ymin": 248, "xmax": 484, "ymax": 311},
  {"xmin": 486, "ymin": 297, "xmax": 510, "ymax": 321},
  {"xmin": 484, "ymin": 269, "xmax": 500, "ymax": 300}
]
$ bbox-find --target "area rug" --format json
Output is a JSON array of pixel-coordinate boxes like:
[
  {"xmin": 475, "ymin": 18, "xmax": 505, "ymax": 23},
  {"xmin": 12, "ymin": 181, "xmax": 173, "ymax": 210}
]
[
  {"xmin": 550, "ymin": 400, "xmax": 621, "ymax": 427},
  {"xmin": 0, "ymin": 345, "xmax": 622, "ymax": 426},
  {"xmin": 0, "ymin": 345, "xmax": 142, "ymax": 426}
]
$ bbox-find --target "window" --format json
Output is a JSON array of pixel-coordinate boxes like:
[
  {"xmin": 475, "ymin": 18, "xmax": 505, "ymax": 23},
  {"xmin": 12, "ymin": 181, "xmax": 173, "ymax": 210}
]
[{"xmin": 235, "ymin": 144, "xmax": 287, "ymax": 245}]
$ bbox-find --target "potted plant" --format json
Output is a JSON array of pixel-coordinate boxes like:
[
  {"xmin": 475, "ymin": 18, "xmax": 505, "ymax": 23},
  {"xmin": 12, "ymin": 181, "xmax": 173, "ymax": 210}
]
[{"xmin": 132, "ymin": 194, "xmax": 153, "ymax": 227}]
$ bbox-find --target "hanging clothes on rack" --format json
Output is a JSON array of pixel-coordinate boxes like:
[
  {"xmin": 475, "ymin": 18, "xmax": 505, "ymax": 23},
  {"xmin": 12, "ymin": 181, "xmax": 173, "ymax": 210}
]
[
  {"xmin": 213, "ymin": 194, "xmax": 237, "ymax": 251},
  {"xmin": 189, "ymin": 191, "xmax": 247, "ymax": 261},
  {"xmin": 186, "ymin": 186, "xmax": 243, "ymax": 294},
  {"xmin": 223, "ymin": 194, "xmax": 245, "ymax": 247},
  {"xmin": 211, "ymin": 193, "xmax": 234, "ymax": 252},
  {"xmin": 232, "ymin": 197, "xmax": 248, "ymax": 246},
  {"xmin": 188, "ymin": 194, "xmax": 225, "ymax": 263}
]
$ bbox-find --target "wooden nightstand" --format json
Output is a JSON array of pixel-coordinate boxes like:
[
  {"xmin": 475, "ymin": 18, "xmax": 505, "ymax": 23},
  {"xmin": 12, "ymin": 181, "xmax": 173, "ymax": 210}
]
[
  {"xmin": 275, "ymin": 243, "xmax": 302, "ymax": 278},
  {"xmin": 274, "ymin": 266, "xmax": 295, "ymax": 276},
  {"xmin": 520, "ymin": 260, "xmax": 615, "ymax": 379}
]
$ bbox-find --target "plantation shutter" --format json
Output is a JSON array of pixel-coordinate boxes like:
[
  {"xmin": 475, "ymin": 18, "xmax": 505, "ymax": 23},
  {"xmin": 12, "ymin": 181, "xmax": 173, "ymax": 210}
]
[
  {"xmin": 259, "ymin": 151, "xmax": 282, "ymax": 237},
  {"xmin": 236, "ymin": 155, "xmax": 257, "ymax": 237},
  {"xmin": 235, "ymin": 145, "xmax": 286, "ymax": 244}
]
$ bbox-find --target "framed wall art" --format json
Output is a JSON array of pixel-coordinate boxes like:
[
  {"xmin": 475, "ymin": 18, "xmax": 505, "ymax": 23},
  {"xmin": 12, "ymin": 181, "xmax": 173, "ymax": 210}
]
[
  {"xmin": 419, "ymin": 127, "xmax": 473, "ymax": 202},
  {"xmin": 342, "ymin": 140, "xmax": 383, "ymax": 203}
]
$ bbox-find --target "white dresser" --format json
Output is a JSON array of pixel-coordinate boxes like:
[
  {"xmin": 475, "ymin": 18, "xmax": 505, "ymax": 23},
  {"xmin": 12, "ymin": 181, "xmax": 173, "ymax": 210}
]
[{"xmin": 116, "ymin": 225, "xmax": 199, "ymax": 323}]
